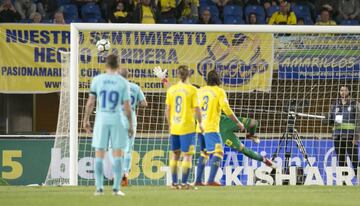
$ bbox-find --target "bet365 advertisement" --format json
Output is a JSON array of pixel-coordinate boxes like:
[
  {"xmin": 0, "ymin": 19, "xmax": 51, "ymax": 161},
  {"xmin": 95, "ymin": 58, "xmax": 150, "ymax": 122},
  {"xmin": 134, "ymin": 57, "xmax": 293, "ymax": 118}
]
[{"xmin": 0, "ymin": 138, "xmax": 359, "ymax": 186}]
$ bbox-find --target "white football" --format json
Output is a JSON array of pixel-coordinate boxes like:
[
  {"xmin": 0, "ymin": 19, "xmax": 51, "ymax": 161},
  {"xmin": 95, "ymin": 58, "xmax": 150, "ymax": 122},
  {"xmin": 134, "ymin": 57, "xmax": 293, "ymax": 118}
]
[{"xmin": 96, "ymin": 39, "xmax": 111, "ymax": 52}]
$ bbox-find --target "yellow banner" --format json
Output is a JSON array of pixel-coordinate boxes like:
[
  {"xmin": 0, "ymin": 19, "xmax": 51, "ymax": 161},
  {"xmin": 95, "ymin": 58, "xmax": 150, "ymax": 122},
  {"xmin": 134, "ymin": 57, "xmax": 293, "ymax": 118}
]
[{"xmin": 0, "ymin": 24, "xmax": 273, "ymax": 93}]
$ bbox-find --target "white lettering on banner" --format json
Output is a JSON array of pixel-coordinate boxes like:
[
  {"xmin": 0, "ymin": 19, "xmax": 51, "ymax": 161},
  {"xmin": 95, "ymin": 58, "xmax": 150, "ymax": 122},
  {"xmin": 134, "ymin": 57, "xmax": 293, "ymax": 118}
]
[
  {"xmin": 50, "ymin": 148, "xmax": 69, "ymax": 178},
  {"xmin": 304, "ymin": 167, "xmax": 324, "ymax": 185},
  {"xmin": 78, "ymin": 157, "xmax": 93, "ymax": 179},
  {"xmin": 254, "ymin": 166, "xmax": 274, "ymax": 185},
  {"xmin": 336, "ymin": 167, "xmax": 355, "ymax": 186},
  {"xmin": 225, "ymin": 166, "xmax": 243, "ymax": 186},
  {"xmin": 49, "ymin": 148, "xmax": 359, "ymax": 185},
  {"xmin": 275, "ymin": 167, "xmax": 297, "ymax": 185}
]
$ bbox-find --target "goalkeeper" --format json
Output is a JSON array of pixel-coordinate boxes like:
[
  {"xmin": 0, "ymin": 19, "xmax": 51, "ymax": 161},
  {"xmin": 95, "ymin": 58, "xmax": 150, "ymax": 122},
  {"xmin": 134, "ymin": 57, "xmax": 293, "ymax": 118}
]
[{"xmin": 153, "ymin": 66, "xmax": 276, "ymax": 185}]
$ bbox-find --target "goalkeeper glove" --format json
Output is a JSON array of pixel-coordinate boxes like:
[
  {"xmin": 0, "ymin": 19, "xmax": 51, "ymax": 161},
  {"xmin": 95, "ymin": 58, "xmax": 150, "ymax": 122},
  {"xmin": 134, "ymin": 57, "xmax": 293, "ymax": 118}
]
[{"xmin": 153, "ymin": 66, "xmax": 168, "ymax": 84}]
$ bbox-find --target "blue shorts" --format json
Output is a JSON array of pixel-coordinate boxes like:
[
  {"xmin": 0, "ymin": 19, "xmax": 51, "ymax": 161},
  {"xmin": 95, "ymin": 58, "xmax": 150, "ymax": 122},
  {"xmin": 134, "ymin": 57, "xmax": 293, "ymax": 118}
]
[
  {"xmin": 170, "ymin": 133, "xmax": 196, "ymax": 155},
  {"xmin": 204, "ymin": 132, "xmax": 223, "ymax": 153},
  {"xmin": 92, "ymin": 123, "xmax": 128, "ymax": 150},
  {"xmin": 197, "ymin": 133, "xmax": 206, "ymax": 152}
]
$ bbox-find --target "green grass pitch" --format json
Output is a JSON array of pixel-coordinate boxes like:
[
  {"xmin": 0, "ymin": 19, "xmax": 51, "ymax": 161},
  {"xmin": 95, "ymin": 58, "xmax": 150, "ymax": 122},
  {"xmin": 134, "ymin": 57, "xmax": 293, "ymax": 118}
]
[{"xmin": 1, "ymin": 186, "xmax": 360, "ymax": 206}]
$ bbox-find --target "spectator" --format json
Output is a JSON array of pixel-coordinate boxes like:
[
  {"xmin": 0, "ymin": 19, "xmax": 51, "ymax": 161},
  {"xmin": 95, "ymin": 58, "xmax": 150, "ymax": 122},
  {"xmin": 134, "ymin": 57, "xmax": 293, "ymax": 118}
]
[
  {"xmin": 215, "ymin": 0, "xmax": 230, "ymax": 10},
  {"xmin": 109, "ymin": 2, "xmax": 129, "ymax": 23},
  {"xmin": 30, "ymin": 11, "xmax": 42, "ymax": 23},
  {"xmin": 198, "ymin": 9, "xmax": 214, "ymax": 24},
  {"xmin": 338, "ymin": 0, "xmax": 360, "ymax": 21},
  {"xmin": 248, "ymin": 12, "xmax": 258, "ymax": 24},
  {"xmin": 314, "ymin": 0, "xmax": 337, "ymax": 16},
  {"xmin": 132, "ymin": 0, "xmax": 160, "ymax": 23},
  {"xmin": 158, "ymin": 0, "xmax": 178, "ymax": 23},
  {"xmin": 14, "ymin": 0, "xmax": 36, "ymax": 19},
  {"xmin": 105, "ymin": 0, "xmax": 133, "ymax": 22},
  {"xmin": 53, "ymin": 11, "xmax": 65, "ymax": 24},
  {"xmin": 316, "ymin": 8, "xmax": 336, "ymax": 25},
  {"xmin": 34, "ymin": 0, "xmax": 47, "ymax": 18},
  {"xmin": 39, "ymin": 0, "xmax": 57, "ymax": 19},
  {"xmin": 263, "ymin": 0, "xmax": 277, "ymax": 22},
  {"xmin": 0, "ymin": 0, "xmax": 21, "ymax": 22},
  {"xmin": 268, "ymin": 1, "xmax": 296, "ymax": 25},
  {"xmin": 178, "ymin": 0, "xmax": 199, "ymax": 22}
]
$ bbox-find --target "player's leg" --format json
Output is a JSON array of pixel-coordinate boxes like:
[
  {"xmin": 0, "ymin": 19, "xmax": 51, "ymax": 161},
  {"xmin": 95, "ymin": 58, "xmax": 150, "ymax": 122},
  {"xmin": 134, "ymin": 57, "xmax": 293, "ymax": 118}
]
[
  {"xmin": 169, "ymin": 135, "xmax": 181, "ymax": 188},
  {"xmin": 346, "ymin": 134, "xmax": 359, "ymax": 175},
  {"xmin": 122, "ymin": 128, "xmax": 136, "ymax": 186},
  {"xmin": 179, "ymin": 133, "xmax": 196, "ymax": 188},
  {"xmin": 195, "ymin": 133, "xmax": 209, "ymax": 185},
  {"xmin": 205, "ymin": 133, "xmax": 223, "ymax": 186},
  {"xmin": 94, "ymin": 150, "xmax": 106, "ymax": 195},
  {"xmin": 334, "ymin": 135, "xmax": 347, "ymax": 167},
  {"xmin": 110, "ymin": 125, "xmax": 128, "ymax": 196},
  {"xmin": 222, "ymin": 131, "xmax": 276, "ymax": 168},
  {"xmin": 91, "ymin": 124, "xmax": 109, "ymax": 195}
]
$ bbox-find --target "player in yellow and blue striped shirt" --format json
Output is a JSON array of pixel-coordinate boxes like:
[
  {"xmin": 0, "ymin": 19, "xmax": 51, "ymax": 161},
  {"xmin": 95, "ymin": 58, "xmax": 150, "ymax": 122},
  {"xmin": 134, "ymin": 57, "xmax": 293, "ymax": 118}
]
[
  {"xmin": 195, "ymin": 70, "xmax": 245, "ymax": 186},
  {"xmin": 195, "ymin": 70, "xmax": 276, "ymax": 186},
  {"xmin": 165, "ymin": 65, "xmax": 203, "ymax": 189}
]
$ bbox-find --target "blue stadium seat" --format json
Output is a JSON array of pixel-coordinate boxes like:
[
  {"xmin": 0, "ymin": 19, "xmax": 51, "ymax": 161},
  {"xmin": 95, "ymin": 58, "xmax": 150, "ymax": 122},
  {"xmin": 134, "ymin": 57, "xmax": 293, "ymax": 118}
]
[
  {"xmin": 302, "ymin": 15, "xmax": 313, "ymax": 25},
  {"xmin": 199, "ymin": 0, "xmax": 216, "ymax": 7},
  {"xmin": 291, "ymin": 4, "xmax": 313, "ymax": 24},
  {"xmin": 223, "ymin": 5, "xmax": 242, "ymax": 17},
  {"xmin": 291, "ymin": 4, "xmax": 311, "ymax": 18},
  {"xmin": 267, "ymin": 5, "xmax": 279, "ymax": 18},
  {"xmin": 340, "ymin": 19, "xmax": 359, "ymax": 25},
  {"xmin": 200, "ymin": 5, "xmax": 219, "ymax": 19},
  {"xmin": 81, "ymin": 3, "xmax": 102, "ymax": 22},
  {"xmin": 62, "ymin": 4, "xmax": 78, "ymax": 23},
  {"xmin": 160, "ymin": 17, "xmax": 177, "ymax": 24},
  {"xmin": 224, "ymin": 16, "xmax": 244, "ymax": 24},
  {"xmin": 57, "ymin": 0, "xmax": 71, "ymax": 7},
  {"xmin": 245, "ymin": 5, "xmax": 265, "ymax": 24},
  {"xmin": 223, "ymin": 5, "xmax": 244, "ymax": 24},
  {"xmin": 181, "ymin": 18, "xmax": 198, "ymax": 24}
]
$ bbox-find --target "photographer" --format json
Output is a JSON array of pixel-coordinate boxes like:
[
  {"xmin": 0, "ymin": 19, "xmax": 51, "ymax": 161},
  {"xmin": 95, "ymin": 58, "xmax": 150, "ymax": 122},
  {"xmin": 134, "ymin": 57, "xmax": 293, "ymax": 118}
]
[
  {"xmin": 0, "ymin": 0, "xmax": 21, "ymax": 22},
  {"xmin": 329, "ymin": 85, "xmax": 360, "ymax": 175}
]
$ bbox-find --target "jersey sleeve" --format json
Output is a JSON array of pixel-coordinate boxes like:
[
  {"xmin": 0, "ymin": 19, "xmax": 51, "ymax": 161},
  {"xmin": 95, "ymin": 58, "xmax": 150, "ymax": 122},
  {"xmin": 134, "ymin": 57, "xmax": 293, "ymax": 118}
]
[
  {"xmin": 219, "ymin": 89, "xmax": 233, "ymax": 116},
  {"xmin": 89, "ymin": 77, "xmax": 97, "ymax": 96},
  {"xmin": 138, "ymin": 87, "xmax": 146, "ymax": 102},
  {"xmin": 165, "ymin": 89, "xmax": 171, "ymax": 106},
  {"xmin": 192, "ymin": 88, "xmax": 199, "ymax": 108},
  {"xmin": 121, "ymin": 81, "xmax": 131, "ymax": 104}
]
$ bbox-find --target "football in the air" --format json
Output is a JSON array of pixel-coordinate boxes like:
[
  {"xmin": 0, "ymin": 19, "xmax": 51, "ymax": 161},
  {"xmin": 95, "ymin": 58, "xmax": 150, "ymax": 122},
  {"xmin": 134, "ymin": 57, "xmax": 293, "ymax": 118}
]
[{"xmin": 96, "ymin": 39, "xmax": 111, "ymax": 52}]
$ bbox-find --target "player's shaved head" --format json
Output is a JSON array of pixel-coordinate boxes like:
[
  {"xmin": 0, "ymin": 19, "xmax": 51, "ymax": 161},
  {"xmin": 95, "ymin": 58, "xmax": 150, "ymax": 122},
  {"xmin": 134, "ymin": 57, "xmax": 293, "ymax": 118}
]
[
  {"xmin": 207, "ymin": 70, "xmax": 221, "ymax": 86},
  {"xmin": 178, "ymin": 65, "xmax": 190, "ymax": 82},
  {"xmin": 106, "ymin": 54, "xmax": 119, "ymax": 70}
]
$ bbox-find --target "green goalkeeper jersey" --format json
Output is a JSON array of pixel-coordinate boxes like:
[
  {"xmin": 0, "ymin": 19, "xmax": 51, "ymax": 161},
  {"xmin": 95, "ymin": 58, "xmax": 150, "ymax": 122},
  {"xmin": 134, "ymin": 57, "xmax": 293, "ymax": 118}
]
[{"xmin": 219, "ymin": 115, "xmax": 258, "ymax": 150}]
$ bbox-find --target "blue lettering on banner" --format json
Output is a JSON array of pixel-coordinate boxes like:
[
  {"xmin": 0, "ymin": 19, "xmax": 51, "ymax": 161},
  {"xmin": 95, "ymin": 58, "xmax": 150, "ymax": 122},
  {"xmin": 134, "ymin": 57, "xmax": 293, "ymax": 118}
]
[
  {"xmin": 34, "ymin": 47, "xmax": 69, "ymax": 63},
  {"xmin": 278, "ymin": 56, "xmax": 360, "ymax": 79},
  {"xmin": 5, "ymin": 29, "xmax": 70, "ymax": 44},
  {"xmin": 1, "ymin": 66, "xmax": 62, "ymax": 76},
  {"xmin": 94, "ymin": 31, "xmax": 206, "ymax": 46}
]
